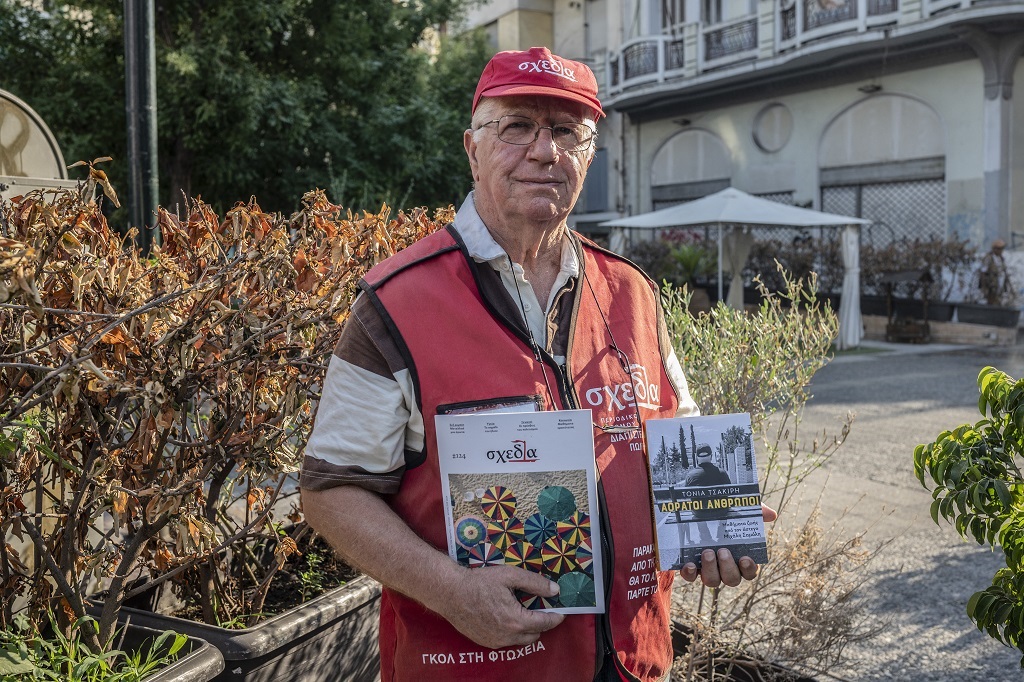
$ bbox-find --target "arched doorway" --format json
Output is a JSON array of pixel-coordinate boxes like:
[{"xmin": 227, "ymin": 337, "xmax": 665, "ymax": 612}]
[
  {"xmin": 818, "ymin": 94, "xmax": 946, "ymax": 247},
  {"xmin": 650, "ymin": 128, "xmax": 732, "ymax": 209}
]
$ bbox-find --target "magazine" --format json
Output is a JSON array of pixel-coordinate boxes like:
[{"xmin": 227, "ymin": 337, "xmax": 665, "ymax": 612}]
[
  {"xmin": 643, "ymin": 413, "xmax": 768, "ymax": 571},
  {"xmin": 434, "ymin": 409, "xmax": 605, "ymax": 614}
]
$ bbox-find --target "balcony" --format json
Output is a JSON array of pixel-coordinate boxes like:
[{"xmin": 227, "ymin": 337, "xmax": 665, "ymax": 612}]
[
  {"xmin": 609, "ymin": 35, "xmax": 686, "ymax": 89},
  {"xmin": 605, "ymin": 0, "xmax": 1018, "ymax": 105}
]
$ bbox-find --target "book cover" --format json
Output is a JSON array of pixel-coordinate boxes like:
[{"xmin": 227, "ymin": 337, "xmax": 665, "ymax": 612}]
[
  {"xmin": 435, "ymin": 409, "xmax": 605, "ymax": 614},
  {"xmin": 643, "ymin": 413, "xmax": 768, "ymax": 571}
]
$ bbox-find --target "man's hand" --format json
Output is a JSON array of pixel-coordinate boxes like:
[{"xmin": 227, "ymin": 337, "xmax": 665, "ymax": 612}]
[
  {"xmin": 303, "ymin": 485, "xmax": 564, "ymax": 650},
  {"xmin": 435, "ymin": 565, "xmax": 565, "ymax": 649},
  {"xmin": 679, "ymin": 503, "xmax": 778, "ymax": 588}
]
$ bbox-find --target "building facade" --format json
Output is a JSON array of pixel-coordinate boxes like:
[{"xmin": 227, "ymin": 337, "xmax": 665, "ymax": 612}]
[{"xmin": 461, "ymin": 0, "xmax": 1024, "ymax": 251}]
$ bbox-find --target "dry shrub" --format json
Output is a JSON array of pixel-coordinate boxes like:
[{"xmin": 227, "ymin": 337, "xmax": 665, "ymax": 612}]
[
  {"xmin": 664, "ymin": 270, "xmax": 886, "ymax": 679},
  {"xmin": 0, "ymin": 163, "xmax": 449, "ymax": 648}
]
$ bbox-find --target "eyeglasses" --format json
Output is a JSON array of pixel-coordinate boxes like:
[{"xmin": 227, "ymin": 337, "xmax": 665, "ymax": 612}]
[{"xmin": 478, "ymin": 115, "xmax": 597, "ymax": 152}]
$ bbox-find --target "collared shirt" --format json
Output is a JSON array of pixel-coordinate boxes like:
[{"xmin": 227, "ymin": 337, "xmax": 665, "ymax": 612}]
[
  {"xmin": 454, "ymin": 192, "xmax": 578, "ymax": 352},
  {"xmin": 300, "ymin": 195, "xmax": 698, "ymax": 493}
]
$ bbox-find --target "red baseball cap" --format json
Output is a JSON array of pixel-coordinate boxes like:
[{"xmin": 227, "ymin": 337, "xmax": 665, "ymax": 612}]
[{"xmin": 472, "ymin": 47, "xmax": 605, "ymax": 118}]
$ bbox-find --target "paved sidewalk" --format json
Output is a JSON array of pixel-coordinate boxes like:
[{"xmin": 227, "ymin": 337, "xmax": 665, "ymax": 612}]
[{"xmin": 790, "ymin": 339, "xmax": 1024, "ymax": 680}]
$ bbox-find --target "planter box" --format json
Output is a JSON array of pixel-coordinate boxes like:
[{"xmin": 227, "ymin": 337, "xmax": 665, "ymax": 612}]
[
  {"xmin": 115, "ymin": 575, "xmax": 382, "ymax": 682},
  {"xmin": 671, "ymin": 620, "xmax": 815, "ymax": 681},
  {"xmin": 926, "ymin": 301, "xmax": 955, "ymax": 322},
  {"xmin": 860, "ymin": 295, "xmax": 888, "ymax": 317},
  {"xmin": 955, "ymin": 302, "xmax": 1021, "ymax": 328}
]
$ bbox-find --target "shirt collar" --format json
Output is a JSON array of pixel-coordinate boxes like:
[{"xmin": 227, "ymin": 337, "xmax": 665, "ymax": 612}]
[{"xmin": 453, "ymin": 192, "xmax": 580, "ymax": 278}]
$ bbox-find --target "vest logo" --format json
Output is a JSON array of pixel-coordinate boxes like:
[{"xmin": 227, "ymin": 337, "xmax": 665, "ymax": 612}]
[
  {"xmin": 585, "ymin": 363, "xmax": 661, "ymax": 412},
  {"xmin": 486, "ymin": 439, "xmax": 538, "ymax": 464},
  {"xmin": 518, "ymin": 59, "xmax": 577, "ymax": 82}
]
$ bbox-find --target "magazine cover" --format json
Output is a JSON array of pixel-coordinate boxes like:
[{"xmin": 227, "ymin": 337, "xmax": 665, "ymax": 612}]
[
  {"xmin": 643, "ymin": 413, "xmax": 768, "ymax": 571},
  {"xmin": 435, "ymin": 409, "xmax": 605, "ymax": 614}
]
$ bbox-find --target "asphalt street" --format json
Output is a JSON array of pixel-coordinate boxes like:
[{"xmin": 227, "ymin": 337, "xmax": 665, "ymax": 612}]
[{"xmin": 790, "ymin": 340, "xmax": 1024, "ymax": 681}]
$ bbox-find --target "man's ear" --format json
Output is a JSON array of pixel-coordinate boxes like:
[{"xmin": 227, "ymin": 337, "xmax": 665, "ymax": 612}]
[{"xmin": 464, "ymin": 128, "xmax": 481, "ymax": 182}]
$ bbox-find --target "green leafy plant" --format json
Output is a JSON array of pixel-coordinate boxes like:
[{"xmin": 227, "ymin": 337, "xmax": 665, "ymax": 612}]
[
  {"xmin": 663, "ymin": 268, "xmax": 882, "ymax": 679},
  {"xmin": 299, "ymin": 551, "xmax": 325, "ymax": 603},
  {"xmin": 0, "ymin": 615, "xmax": 185, "ymax": 681},
  {"xmin": 914, "ymin": 366, "xmax": 1024, "ymax": 663}
]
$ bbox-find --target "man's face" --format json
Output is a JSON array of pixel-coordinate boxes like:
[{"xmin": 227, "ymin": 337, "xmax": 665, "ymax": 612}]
[{"xmin": 465, "ymin": 96, "xmax": 595, "ymax": 227}]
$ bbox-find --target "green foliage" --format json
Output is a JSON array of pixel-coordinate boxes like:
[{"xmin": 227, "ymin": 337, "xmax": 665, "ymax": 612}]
[
  {"xmin": 664, "ymin": 270, "xmax": 838, "ymax": 440},
  {"xmin": 625, "ymin": 236, "xmax": 715, "ymax": 287},
  {"xmin": 0, "ymin": 0, "xmax": 489, "ymax": 219},
  {"xmin": 915, "ymin": 366, "xmax": 1024, "ymax": 663},
  {"xmin": 299, "ymin": 551, "xmax": 326, "ymax": 602},
  {"xmin": 0, "ymin": 616, "xmax": 186, "ymax": 681}
]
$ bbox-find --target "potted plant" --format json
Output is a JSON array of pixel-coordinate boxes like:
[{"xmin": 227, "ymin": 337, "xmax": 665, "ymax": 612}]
[
  {"xmin": 914, "ymin": 366, "xmax": 1024, "ymax": 664},
  {"xmin": 623, "ymin": 233, "xmax": 716, "ymax": 312},
  {"xmin": 859, "ymin": 238, "xmax": 975, "ymax": 322},
  {"xmin": 0, "ymin": 613, "xmax": 224, "ymax": 681},
  {"xmin": 956, "ymin": 242, "xmax": 1021, "ymax": 327},
  {"xmin": 0, "ymin": 164, "xmax": 443, "ymax": 677}
]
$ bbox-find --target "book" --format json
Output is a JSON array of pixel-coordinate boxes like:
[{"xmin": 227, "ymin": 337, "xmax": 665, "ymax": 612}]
[
  {"xmin": 643, "ymin": 413, "xmax": 768, "ymax": 571},
  {"xmin": 434, "ymin": 409, "xmax": 605, "ymax": 614}
]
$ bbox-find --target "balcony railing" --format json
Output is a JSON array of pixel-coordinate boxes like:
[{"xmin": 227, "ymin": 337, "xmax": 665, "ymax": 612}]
[
  {"xmin": 610, "ymin": 35, "xmax": 686, "ymax": 88},
  {"xmin": 804, "ymin": 0, "xmax": 857, "ymax": 31},
  {"xmin": 704, "ymin": 17, "xmax": 757, "ymax": 63},
  {"xmin": 623, "ymin": 41, "xmax": 658, "ymax": 80},
  {"xmin": 606, "ymin": 0, "xmax": 1001, "ymax": 97}
]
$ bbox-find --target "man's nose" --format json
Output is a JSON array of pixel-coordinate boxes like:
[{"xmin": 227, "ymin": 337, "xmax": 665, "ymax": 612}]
[{"xmin": 527, "ymin": 127, "xmax": 560, "ymax": 160}]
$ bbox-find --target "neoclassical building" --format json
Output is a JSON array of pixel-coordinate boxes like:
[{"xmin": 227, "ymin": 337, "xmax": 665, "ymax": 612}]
[{"xmin": 461, "ymin": 0, "xmax": 1024, "ymax": 250}]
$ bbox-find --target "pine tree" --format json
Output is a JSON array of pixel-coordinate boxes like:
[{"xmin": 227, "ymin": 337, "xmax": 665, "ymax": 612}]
[
  {"xmin": 678, "ymin": 424, "xmax": 689, "ymax": 469},
  {"xmin": 656, "ymin": 436, "xmax": 669, "ymax": 484}
]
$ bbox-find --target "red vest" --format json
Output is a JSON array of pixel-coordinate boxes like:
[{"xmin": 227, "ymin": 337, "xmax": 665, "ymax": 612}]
[{"xmin": 361, "ymin": 226, "xmax": 679, "ymax": 682}]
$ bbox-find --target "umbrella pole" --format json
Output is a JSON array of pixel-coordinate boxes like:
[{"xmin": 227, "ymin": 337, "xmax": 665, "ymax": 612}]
[{"xmin": 717, "ymin": 224, "xmax": 724, "ymax": 303}]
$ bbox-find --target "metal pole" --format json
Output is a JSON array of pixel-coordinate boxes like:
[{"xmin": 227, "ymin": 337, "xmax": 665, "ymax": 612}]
[
  {"xmin": 717, "ymin": 223, "xmax": 724, "ymax": 303},
  {"xmin": 124, "ymin": 0, "xmax": 159, "ymax": 251}
]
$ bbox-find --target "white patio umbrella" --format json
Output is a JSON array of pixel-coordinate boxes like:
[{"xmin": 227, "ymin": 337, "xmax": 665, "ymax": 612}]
[{"xmin": 600, "ymin": 188, "xmax": 871, "ymax": 349}]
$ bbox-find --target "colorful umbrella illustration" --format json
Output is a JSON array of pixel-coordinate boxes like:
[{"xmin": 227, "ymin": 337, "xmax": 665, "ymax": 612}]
[
  {"xmin": 575, "ymin": 538, "xmax": 593, "ymax": 574},
  {"xmin": 455, "ymin": 545, "xmax": 470, "ymax": 566},
  {"xmin": 557, "ymin": 572, "xmax": 596, "ymax": 608},
  {"xmin": 486, "ymin": 516, "xmax": 525, "ymax": 552},
  {"xmin": 556, "ymin": 511, "xmax": 590, "ymax": 547},
  {"xmin": 537, "ymin": 485, "xmax": 577, "ymax": 522},
  {"xmin": 467, "ymin": 542, "xmax": 504, "ymax": 567},
  {"xmin": 523, "ymin": 513, "xmax": 557, "ymax": 547},
  {"xmin": 454, "ymin": 515, "xmax": 487, "ymax": 549},
  {"xmin": 541, "ymin": 535, "xmax": 577, "ymax": 574},
  {"xmin": 504, "ymin": 540, "xmax": 544, "ymax": 572},
  {"xmin": 480, "ymin": 485, "xmax": 517, "ymax": 521},
  {"xmin": 517, "ymin": 590, "xmax": 557, "ymax": 610}
]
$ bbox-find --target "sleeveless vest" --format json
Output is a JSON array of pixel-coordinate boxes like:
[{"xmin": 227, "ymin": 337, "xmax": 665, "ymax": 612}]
[{"xmin": 360, "ymin": 226, "xmax": 679, "ymax": 682}]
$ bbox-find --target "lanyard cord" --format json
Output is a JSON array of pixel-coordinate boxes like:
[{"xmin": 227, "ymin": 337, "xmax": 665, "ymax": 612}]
[
  {"xmin": 505, "ymin": 255, "xmax": 558, "ymax": 409},
  {"xmin": 583, "ymin": 266, "xmax": 645, "ymax": 433},
  {"xmin": 582, "ymin": 268, "xmax": 631, "ymax": 376}
]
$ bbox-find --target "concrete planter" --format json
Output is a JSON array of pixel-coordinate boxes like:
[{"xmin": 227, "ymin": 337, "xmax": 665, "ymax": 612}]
[
  {"xmin": 115, "ymin": 575, "xmax": 381, "ymax": 682},
  {"xmin": 120, "ymin": 622, "xmax": 225, "ymax": 682}
]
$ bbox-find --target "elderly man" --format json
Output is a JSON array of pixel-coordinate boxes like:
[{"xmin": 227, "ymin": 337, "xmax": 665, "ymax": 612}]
[{"xmin": 300, "ymin": 47, "xmax": 775, "ymax": 682}]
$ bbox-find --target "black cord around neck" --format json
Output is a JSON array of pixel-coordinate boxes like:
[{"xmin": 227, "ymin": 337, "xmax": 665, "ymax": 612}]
[{"xmin": 505, "ymin": 254, "xmax": 558, "ymax": 408}]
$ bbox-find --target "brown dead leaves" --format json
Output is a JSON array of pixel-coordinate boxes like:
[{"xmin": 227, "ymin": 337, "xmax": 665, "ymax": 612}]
[{"xmin": 0, "ymin": 183, "xmax": 447, "ymax": 620}]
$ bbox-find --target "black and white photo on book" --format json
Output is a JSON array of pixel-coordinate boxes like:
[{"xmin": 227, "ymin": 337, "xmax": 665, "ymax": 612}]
[{"xmin": 643, "ymin": 413, "xmax": 768, "ymax": 571}]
